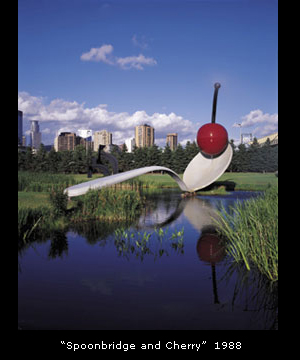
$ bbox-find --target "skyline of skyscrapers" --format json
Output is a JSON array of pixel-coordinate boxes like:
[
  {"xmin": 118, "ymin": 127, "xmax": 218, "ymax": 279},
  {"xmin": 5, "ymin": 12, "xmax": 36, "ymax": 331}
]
[
  {"xmin": 19, "ymin": 110, "xmax": 180, "ymax": 151},
  {"xmin": 29, "ymin": 120, "xmax": 42, "ymax": 149}
]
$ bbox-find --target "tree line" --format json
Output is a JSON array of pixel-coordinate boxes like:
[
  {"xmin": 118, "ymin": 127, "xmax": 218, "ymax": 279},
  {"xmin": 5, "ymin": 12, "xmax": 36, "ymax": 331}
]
[{"xmin": 18, "ymin": 138, "xmax": 277, "ymax": 174}]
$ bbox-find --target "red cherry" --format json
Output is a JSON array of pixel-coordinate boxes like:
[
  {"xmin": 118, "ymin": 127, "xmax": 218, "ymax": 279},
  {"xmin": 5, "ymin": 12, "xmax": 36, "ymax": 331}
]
[{"xmin": 197, "ymin": 123, "xmax": 228, "ymax": 156}]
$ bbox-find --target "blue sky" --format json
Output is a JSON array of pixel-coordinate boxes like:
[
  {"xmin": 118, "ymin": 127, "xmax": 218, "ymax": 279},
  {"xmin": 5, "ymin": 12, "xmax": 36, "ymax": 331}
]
[{"xmin": 18, "ymin": 0, "xmax": 278, "ymax": 146}]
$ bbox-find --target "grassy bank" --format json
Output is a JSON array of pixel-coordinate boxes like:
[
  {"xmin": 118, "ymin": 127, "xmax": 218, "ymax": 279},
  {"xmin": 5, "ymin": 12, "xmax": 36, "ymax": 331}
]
[
  {"xmin": 215, "ymin": 186, "xmax": 278, "ymax": 282},
  {"xmin": 217, "ymin": 172, "xmax": 278, "ymax": 191},
  {"xmin": 127, "ymin": 171, "xmax": 277, "ymax": 192},
  {"xmin": 18, "ymin": 171, "xmax": 103, "ymax": 192},
  {"xmin": 18, "ymin": 185, "xmax": 144, "ymax": 240}
]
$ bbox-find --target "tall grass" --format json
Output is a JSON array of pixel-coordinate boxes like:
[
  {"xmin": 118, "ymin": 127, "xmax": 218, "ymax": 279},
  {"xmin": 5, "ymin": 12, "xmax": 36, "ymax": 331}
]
[
  {"xmin": 71, "ymin": 188, "xmax": 145, "ymax": 222},
  {"xmin": 215, "ymin": 186, "xmax": 278, "ymax": 282},
  {"xmin": 18, "ymin": 172, "xmax": 78, "ymax": 192},
  {"xmin": 18, "ymin": 207, "xmax": 51, "ymax": 241}
]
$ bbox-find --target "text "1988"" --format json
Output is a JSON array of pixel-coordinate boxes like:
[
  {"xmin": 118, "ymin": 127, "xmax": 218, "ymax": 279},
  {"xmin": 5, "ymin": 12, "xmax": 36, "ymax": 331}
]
[{"xmin": 215, "ymin": 342, "xmax": 242, "ymax": 350}]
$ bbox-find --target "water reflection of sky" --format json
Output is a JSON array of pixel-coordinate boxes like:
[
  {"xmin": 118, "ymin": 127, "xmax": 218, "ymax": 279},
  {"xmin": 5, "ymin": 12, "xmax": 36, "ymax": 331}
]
[{"xmin": 18, "ymin": 191, "xmax": 277, "ymax": 330}]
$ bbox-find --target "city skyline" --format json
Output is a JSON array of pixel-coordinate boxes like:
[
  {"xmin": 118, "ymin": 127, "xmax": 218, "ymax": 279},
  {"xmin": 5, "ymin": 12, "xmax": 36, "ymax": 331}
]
[{"xmin": 18, "ymin": 0, "xmax": 278, "ymax": 146}]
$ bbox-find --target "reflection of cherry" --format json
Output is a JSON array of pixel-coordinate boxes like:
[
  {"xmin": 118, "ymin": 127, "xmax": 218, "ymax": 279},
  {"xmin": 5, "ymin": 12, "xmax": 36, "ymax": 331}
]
[
  {"xmin": 197, "ymin": 232, "xmax": 225, "ymax": 304},
  {"xmin": 196, "ymin": 83, "xmax": 228, "ymax": 156},
  {"xmin": 196, "ymin": 233, "xmax": 225, "ymax": 264}
]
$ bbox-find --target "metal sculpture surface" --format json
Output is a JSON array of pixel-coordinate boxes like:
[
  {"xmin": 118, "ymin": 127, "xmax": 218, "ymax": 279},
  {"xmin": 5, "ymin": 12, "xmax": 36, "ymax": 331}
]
[{"xmin": 64, "ymin": 83, "xmax": 232, "ymax": 197}]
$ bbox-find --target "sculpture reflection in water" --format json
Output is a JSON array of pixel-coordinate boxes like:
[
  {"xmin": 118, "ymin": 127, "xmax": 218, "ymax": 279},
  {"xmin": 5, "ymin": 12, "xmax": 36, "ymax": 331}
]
[
  {"xmin": 197, "ymin": 229, "xmax": 226, "ymax": 305},
  {"xmin": 114, "ymin": 194, "xmax": 222, "ymax": 261}
]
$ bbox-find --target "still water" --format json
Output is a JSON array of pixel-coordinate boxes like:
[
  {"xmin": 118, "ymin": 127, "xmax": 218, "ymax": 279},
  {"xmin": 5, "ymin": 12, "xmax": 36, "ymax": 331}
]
[{"xmin": 18, "ymin": 190, "xmax": 277, "ymax": 330}]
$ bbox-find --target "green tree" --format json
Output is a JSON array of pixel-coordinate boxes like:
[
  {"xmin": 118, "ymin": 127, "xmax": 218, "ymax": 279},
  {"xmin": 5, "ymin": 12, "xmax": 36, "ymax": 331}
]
[
  {"xmin": 234, "ymin": 143, "xmax": 248, "ymax": 172},
  {"xmin": 227, "ymin": 140, "xmax": 237, "ymax": 172},
  {"xmin": 185, "ymin": 141, "xmax": 199, "ymax": 166},
  {"xmin": 118, "ymin": 144, "xmax": 134, "ymax": 172},
  {"xmin": 133, "ymin": 146, "xmax": 147, "ymax": 169},
  {"xmin": 58, "ymin": 151, "xmax": 73, "ymax": 173},
  {"xmin": 173, "ymin": 144, "xmax": 186, "ymax": 174},
  {"xmin": 47, "ymin": 148, "xmax": 60, "ymax": 172},
  {"xmin": 72, "ymin": 145, "xmax": 87, "ymax": 173},
  {"xmin": 18, "ymin": 149, "xmax": 26, "ymax": 171},
  {"xmin": 24, "ymin": 147, "xmax": 35, "ymax": 171},
  {"xmin": 146, "ymin": 144, "xmax": 162, "ymax": 166},
  {"xmin": 35, "ymin": 144, "xmax": 48, "ymax": 172},
  {"xmin": 161, "ymin": 144, "xmax": 174, "ymax": 169}
]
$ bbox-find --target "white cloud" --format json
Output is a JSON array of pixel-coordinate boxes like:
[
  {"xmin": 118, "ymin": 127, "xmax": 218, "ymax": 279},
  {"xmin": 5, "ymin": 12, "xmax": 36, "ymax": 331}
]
[
  {"xmin": 233, "ymin": 109, "xmax": 278, "ymax": 138},
  {"xmin": 116, "ymin": 54, "xmax": 157, "ymax": 70},
  {"xmin": 80, "ymin": 44, "xmax": 114, "ymax": 64},
  {"xmin": 80, "ymin": 44, "xmax": 157, "ymax": 70},
  {"xmin": 18, "ymin": 92, "xmax": 196, "ymax": 146},
  {"xmin": 132, "ymin": 34, "xmax": 149, "ymax": 50}
]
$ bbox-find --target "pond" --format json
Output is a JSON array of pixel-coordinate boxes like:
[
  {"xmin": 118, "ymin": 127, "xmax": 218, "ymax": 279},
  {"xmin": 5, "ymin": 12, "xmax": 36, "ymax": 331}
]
[{"xmin": 18, "ymin": 190, "xmax": 277, "ymax": 330}]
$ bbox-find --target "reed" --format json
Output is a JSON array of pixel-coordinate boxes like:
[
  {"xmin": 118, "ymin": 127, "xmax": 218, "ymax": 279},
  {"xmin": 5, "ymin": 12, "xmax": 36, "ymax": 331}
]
[
  {"xmin": 49, "ymin": 187, "xmax": 69, "ymax": 217},
  {"xmin": 18, "ymin": 171, "xmax": 77, "ymax": 192},
  {"xmin": 18, "ymin": 207, "xmax": 51, "ymax": 241},
  {"xmin": 215, "ymin": 186, "xmax": 278, "ymax": 281},
  {"xmin": 71, "ymin": 188, "xmax": 145, "ymax": 222}
]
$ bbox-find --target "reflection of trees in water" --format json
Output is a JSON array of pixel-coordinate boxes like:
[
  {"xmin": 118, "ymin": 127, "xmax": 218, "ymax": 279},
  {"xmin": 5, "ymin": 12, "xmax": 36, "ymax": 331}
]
[
  {"xmin": 69, "ymin": 220, "xmax": 133, "ymax": 245},
  {"xmin": 18, "ymin": 226, "xmax": 69, "ymax": 272},
  {"xmin": 48, "ymin": 231, "xmax": 68, "ymax": 259}
]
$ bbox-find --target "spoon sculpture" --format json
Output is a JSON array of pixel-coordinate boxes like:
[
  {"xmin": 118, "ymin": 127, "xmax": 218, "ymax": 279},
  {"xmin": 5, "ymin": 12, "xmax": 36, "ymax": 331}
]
[{"xmin": 64, "ymin": 83, "xmax": 233, "ymax": 197}]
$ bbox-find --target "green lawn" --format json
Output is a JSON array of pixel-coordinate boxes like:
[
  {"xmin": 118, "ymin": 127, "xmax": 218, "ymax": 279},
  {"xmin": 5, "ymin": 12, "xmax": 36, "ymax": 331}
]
[
  {"xmin": 18, "ymin": 191, "xmax": 51, "ymax": 209},
  {"xmin": 218, "ymin": 172, "xmax": 278, "ymax": 190},
  {"xmin": 136, "ymin": 172, "xmax": 278, "ymax": 191}
]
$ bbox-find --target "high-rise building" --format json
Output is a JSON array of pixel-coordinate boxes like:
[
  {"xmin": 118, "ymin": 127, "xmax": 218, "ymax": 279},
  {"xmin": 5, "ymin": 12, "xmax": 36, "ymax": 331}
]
[
  {"xmin": 166, "ymin": 133, "xmax": 178, "ymax": 151},
  {"xmin": 135, "ymin": 124, "xmax": 154, "ymax": 148},
  {"xmin": 54, "ymin": 132, "xmax": 76, "ymax": 151},
  {"xmin": 18, "ymin": 110, "xmax": 23, "ymax": 145},
  {"xmin": 125, "ymin": 138, "xmax": 136, "ymax": 153},
  {"xmin": 30, "ymin": 120, "xmax": 42, "ymax": 149},
  {"xmin": 93, "ymin": 130, "xmax": 112, "ymax": 151}
]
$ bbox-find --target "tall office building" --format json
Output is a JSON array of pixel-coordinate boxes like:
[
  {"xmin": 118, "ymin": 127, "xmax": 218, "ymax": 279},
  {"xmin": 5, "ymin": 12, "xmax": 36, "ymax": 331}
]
[
  {"xmin": 93, "ymin": 130, "xmax": 112, "ymax": 151},
  {"xmin": 18, "ymin": 110, "xmax": 23, "ymax": 145},
  {"xmin": 125, "ymin": 138, "xmax": 136, "ymax": 153},
  {"xmin": 30, "ymin": 120, "xmax": 42, "ymax": 149},
  {"xmin": 166, "ymin": 133, "xmax": 178, "ymax": 151},
  {"xmin": 135, "ymin": 124, "xmax": 154, "ymax": 148},
  {"xmin": 54, "ymin": 132, "xmax": 76, "ymax": 151}
]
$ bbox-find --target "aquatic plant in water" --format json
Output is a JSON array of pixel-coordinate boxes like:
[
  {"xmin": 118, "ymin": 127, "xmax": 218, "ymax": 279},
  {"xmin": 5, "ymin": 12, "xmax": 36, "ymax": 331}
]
[
  {"xmin": 215, "ymin": 187, "xmax": 278, "ymax": 282},
  {"xmin": 114, "ymin": 227, "xmax": 184, "ymax": 261}
]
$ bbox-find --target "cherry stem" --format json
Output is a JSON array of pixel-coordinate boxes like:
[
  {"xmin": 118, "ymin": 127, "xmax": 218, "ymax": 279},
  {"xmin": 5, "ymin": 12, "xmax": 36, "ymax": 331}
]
[{"xmin": 211, "ymin": 82, "xmax": 221, "ymax": 124}]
